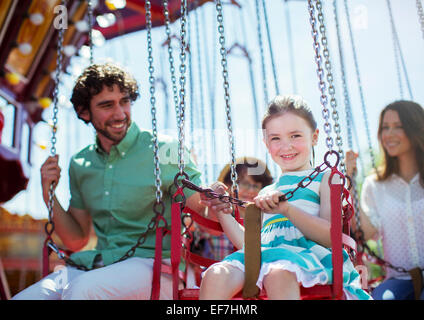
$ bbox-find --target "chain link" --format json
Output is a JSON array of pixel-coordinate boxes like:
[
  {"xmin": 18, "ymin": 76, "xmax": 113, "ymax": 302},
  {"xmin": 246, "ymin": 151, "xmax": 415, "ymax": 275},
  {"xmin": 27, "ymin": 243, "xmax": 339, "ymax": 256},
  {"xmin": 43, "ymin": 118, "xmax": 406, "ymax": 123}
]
[
  {"xmin": 45, "ymin": 0, "xmax": 65, "ymax": 240},
  {"xmin": 216, "ymin": 0, "xmax": 238, "ymax": 196},
  {"xmin": 145, "ymin": 0, "xmax": 163, "ymax": 204},
  {"xmin": 177, "ymin": 0, "xmax": 188, "ymax": 176},
  {"xmin": 386, "ymin": 0, "xmax": 414, "ymax": 100},
  {"xmin": 254, "ymin": 0, "xmax": 269, "ymax": 105},
  {"xmin": 314, "ymin": 0, "xmax": 346, "ymax": 174},
  {"xmin": 260, "ymin": 0, "xmax": 279, "ymax": 95},
  {"xmin": 193, "ymin": 0, "xmax": 209, "ymax": 184},
  {"xmin": 307, "ymin": 0, "xmax": 333, "ymax": 152},
  {"xmin": 332, "ymin": 0, "xmax": 366, "ymax": 181},
  {"xmin": 87, "ymin": 0, "xmax": 94, "ymax": 64},
  {"xmin": 342, "ymin": 0, "xmax": 377, "ymax": 172},
  {"xmin": 163, "ymin": 0, "xmax": 181, "ymax": 125},
  {"xmin": 332, "ymin": 0, "xmax": 352, "ymax": 150},
  {"xmin": 281, "ymin": 151, "xmax": 340, "ymax": 201},
  {"xmin": 417, "ymin": 0, "xmax": 424, "ymax": 40},
  {"xmin": 182, "ymin": 151, "xmax": 342, "ymax": 208},
  {"xmin": 44, "ymin": 0, "xmax": 166, "ymax": 271}
]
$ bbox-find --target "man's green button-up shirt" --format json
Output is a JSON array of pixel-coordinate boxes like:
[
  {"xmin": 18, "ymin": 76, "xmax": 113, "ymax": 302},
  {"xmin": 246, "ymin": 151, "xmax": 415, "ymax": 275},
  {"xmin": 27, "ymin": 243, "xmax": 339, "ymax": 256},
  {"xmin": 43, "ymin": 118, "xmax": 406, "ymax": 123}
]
[{"xmin": 68, "ymin": 122, "xmax": 201, "ymax": 269}]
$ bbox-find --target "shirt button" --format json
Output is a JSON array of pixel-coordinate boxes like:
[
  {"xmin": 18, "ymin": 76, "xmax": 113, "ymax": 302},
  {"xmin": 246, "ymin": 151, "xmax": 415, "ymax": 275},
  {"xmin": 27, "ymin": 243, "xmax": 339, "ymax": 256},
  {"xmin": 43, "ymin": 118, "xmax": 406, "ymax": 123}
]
[
  {"xmin": 121, "ymin": 152, "xmax": 125, "ymax": 156},
  {"xmin": 109, "ymin": 165, "xmax": 113, "ymax": 169},
  {"xmin": 105, "ymin": 191, "xmax": 110, "ymax": 196}
]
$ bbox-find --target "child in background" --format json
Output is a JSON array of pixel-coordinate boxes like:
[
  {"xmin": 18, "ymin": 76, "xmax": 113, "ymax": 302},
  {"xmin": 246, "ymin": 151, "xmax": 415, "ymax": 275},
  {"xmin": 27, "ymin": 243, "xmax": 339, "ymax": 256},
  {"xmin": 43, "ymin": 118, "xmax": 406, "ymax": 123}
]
[{"xmin": 193, "ymin": 157, "xmax": 273, "ymax": 261}]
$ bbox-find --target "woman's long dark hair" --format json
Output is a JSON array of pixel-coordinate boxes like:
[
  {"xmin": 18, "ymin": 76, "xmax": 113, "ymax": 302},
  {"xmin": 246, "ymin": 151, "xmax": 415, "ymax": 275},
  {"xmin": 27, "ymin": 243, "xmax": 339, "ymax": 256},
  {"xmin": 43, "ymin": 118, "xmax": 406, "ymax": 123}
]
[{"xmin": 377, "ymin": 100, "xmax": 424, "ymax": 187}]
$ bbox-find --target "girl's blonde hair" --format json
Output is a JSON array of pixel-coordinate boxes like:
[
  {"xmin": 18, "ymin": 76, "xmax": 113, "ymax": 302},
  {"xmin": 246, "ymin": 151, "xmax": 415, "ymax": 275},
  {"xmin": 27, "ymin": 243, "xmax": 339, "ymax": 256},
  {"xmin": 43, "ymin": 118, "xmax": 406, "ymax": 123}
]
[{"xmin": 262, "ymin": 95, "xmax": 317, "ymax": 131}]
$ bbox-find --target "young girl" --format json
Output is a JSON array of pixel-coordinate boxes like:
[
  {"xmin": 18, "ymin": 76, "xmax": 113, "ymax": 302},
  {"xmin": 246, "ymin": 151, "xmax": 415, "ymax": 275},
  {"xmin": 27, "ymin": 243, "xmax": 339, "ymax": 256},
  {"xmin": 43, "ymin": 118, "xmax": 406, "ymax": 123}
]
[
  {"xmin": 199, "ymin": 95, "xmax": 371, "ymax": 300},
  {"xmin": 346, "ymin": 100, "xmax": 424, "ymax": 300}
]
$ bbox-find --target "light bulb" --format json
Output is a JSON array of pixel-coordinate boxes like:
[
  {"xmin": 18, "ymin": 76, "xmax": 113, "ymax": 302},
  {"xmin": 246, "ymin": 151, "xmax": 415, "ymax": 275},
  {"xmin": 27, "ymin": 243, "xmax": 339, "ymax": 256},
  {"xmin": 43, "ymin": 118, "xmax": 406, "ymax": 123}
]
[
  {"xmin": 75, "ymin": 20, "xmax": 89, "ymax": 33},
  {"xmin": 29, "ymin": 13, "xmax": 44, "ymax": 25},
  {"xmin": 105, "ymin": 0, "xmax": 126, "ymax": 10},
  {"xmin": 39, "ymin": 97, "xmax": 52, "ymax": 109},
  {"xmin": 91, "ymin": 29, "xmax": 105, "ymax": 47},
  {"xmin": 18, "ymin": 43, "xmax": 32, "ymax": 55},
  {"xmin": 5, "ymin": 72, "xmax": 20, "ymax": 85},
  {"xmin": 63, "ymin": 45, "xmax": 77, "ymax": 57}
]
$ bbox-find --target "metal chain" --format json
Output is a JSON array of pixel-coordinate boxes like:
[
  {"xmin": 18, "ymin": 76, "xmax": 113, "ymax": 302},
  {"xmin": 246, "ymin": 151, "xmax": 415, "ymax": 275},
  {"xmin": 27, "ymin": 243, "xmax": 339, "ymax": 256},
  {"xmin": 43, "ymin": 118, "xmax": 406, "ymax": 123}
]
[
  {"xmin": 283, "ymin": 0, "xmax": 298, "ymax": 94},
  {"xmin": 177, "ymin": 0, "xmax": 188, "ymax": 176},
  {"xmin": 254, "ymin": 0, "xmax": 269, "ymax": 105},
  {"xmin": 187, "ymin": 13, "xmax": 195, "ymax": 151},
  {"xmin": 332, "ymin": 0, "xmax": 352, "ymax": 150},
  {"xmin": 44, "ymin": 0, "xmax": 89, "ymax": 269},
  {"xmin": 45, "ymin": 1, "xmax": 166, "ymax": 271},
  {"xmin": 201, "ymin": 5, "xmax": 218, "ymax": 178},
  {"xmin": 307, "ymin": 0, "xmax": 333, "ymax": 153},
  {"xmin": 386, "ymin": 0, "xmax": 414, "ymax": 100},
  {"xmin": 163, "ymin": 0, "xmax": 181, "ymax": 125},
  {"xmin": 87, "ymin": 0, "xmax": 94, "ymax": 64},
  {"xmin": 236, "ymin": 8, "xmax": 260, "ymax": 128},
  {"xmin": 388, "ymin": 0, "xmax": 404, "ymax": 99},
  {"xmin": 182, "ymin": 179, "xmax": 246, "ymax": 207},
  {"xmin": 332, "ymin": 0, "xmax": 366, "ymax": 181},
  {"xmin": 280, "ymin": 151, "xmax": 340, "ymax": 201},
  {"xmin": 332, "ymin": 0, "xmax": 363, "ymax": 246},
  {"xmin": 417, "ymin": 0, "xmax": 424, "ymax": 40},
  {"xmin": 182, "ymin": 151, "xmax": 342, "ymax": 207},
  {"xmin": 342, "ymin": 0, "xmax": 377, "ymax": 172},
  {"xmin": 145, "ymin": 0, "xmax": 164, "ymax": 205},
  {"xmin": 260, "ymin": 0, "xmax": 280, "ymax": 95},
  {"xmin": 314, "ymin": 0, "xmax": 346, "ymax": 174},
  {"xmin": 216, "ymin": 0, "xmax": 238, "ymax": 196},
  {"xmin": 45, "ymin": 0, "xmax": 65, "ymax": 239},
  {"xmin": 194, "ymin": 1, "xmax": 209, "ymax": 184}
]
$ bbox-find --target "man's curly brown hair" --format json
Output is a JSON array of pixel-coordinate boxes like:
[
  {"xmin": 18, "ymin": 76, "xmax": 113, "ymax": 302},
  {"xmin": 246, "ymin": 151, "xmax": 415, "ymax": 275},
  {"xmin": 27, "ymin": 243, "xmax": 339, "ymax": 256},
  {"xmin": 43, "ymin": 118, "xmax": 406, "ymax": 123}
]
[{"xmin": 70, "ymin": 63, "xmax": 140, "ymax": 123}]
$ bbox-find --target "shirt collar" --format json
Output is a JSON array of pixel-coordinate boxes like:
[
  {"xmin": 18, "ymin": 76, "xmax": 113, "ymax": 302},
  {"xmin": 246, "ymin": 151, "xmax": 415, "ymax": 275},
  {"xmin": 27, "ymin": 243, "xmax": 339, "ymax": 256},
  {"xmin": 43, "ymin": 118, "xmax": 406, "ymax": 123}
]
[
  {"xmin": 95, "ymin": 121, "xmax": 139, "ymax": 158},
  {"xmin": 392, "ymin": 172, "xmax": 420, "ymax": 185}
]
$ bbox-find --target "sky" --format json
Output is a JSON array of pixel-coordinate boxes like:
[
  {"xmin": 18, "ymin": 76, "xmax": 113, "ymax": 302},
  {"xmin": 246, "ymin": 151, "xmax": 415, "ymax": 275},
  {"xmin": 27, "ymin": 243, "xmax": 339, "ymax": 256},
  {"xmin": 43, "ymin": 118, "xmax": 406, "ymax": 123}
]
[{"xmin": 3, "ymin": 0, "xmax": 424, "ymax": 219}]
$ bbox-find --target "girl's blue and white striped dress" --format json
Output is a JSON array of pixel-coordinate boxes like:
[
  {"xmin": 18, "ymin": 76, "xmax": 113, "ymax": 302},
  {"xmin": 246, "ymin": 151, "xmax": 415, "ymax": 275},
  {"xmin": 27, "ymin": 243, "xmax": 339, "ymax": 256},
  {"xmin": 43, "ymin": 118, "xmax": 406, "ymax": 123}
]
[{"xmin": 220, "ymin": 169, "xmax": 371, "ymax": 300}]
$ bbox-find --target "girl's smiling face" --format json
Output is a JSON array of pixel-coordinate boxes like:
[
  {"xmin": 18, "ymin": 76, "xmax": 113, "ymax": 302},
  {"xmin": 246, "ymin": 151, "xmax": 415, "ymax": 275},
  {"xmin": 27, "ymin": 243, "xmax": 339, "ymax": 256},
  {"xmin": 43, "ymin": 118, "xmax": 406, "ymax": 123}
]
[{"xmin": 264, "ymin": 112, "xmax": 319, "ymax": 173}]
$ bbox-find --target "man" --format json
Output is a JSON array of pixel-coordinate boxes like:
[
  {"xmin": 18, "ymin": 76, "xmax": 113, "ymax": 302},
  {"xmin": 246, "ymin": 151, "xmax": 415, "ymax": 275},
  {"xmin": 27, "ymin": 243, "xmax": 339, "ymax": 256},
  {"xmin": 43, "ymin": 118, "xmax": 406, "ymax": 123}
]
[{"xmin": 13, "ymin": 63, "xmax": 231, "ymax": 299}]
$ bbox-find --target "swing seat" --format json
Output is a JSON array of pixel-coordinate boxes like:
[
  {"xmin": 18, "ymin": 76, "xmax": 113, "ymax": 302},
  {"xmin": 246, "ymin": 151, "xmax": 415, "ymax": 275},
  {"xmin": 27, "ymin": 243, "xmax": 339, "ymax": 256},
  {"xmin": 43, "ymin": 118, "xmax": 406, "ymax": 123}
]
[{"xmin": 174, "ymin": 203, "xmax": 356, "ymax": 300}]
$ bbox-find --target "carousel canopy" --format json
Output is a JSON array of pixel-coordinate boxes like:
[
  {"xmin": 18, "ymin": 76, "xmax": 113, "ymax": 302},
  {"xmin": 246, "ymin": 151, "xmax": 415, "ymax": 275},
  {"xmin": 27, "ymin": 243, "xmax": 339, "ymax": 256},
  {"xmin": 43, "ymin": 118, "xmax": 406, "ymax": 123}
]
[
  {"xmin": 0, "ymin": 0, "xmax": 210, "ymax": 203},
  {"xmin": 0, "ymin": 0, "xmax": 211, "ymax": 122}
]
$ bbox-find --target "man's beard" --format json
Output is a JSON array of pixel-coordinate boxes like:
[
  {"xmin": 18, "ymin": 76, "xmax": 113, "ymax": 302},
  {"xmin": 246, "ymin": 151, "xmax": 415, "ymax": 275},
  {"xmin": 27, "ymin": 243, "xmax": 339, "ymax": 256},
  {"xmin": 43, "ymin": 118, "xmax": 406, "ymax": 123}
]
[{"xmin": 92, "ymin": 117, "xmax": 130, "ymax": 144}]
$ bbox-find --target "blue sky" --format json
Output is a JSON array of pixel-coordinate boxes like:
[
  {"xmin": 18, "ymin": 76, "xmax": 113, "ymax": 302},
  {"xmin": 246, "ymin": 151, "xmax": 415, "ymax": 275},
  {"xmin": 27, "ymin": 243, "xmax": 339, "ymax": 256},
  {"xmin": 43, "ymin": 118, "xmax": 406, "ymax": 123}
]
[{"xmin": 4, "ymin": 0, "xmax": 424, "ymax": 219}]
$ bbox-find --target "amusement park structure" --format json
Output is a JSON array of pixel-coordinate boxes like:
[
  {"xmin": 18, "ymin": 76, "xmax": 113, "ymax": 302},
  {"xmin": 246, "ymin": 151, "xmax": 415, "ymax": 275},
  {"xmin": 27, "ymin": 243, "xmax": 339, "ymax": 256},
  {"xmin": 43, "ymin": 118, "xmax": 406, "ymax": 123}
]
[{"xmin": 0, "ymin": 0, "xmax": 422, "ymax": 300}]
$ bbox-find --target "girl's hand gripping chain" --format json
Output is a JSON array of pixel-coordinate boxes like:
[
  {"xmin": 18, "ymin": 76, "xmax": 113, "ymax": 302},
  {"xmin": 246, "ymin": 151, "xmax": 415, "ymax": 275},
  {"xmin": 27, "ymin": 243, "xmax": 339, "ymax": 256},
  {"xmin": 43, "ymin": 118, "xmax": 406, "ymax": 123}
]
[{"xmin": 254, "ymin": 190, "xmax": 289, "ymax": 214}]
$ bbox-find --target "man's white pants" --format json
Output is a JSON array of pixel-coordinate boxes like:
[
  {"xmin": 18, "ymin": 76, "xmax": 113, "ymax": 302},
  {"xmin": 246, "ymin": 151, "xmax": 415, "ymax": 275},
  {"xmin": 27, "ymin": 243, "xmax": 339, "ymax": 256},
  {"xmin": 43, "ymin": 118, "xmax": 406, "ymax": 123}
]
[{"xmin": 12, "ymin": 257, "xmax": 180, "ymax": 300}]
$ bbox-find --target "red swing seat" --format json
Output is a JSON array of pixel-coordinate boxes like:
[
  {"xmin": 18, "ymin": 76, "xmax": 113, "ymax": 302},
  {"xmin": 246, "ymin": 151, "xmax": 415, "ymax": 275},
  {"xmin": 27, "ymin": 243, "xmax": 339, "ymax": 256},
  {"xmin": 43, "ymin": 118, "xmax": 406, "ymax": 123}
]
[{"xmin": 172, "ymin": 167, "xmax": 358, "ymax": 301}]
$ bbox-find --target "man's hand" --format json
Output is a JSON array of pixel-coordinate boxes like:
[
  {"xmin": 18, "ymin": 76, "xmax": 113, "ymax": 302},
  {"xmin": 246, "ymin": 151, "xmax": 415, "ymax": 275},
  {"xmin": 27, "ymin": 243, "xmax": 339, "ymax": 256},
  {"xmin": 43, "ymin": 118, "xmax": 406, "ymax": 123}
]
[
  {"xmin": 40, "ymin": 155, "xmax": 61, "ymax": 205},
  {"xmin": 199, "ymin": 181, "xmax": 233, "ymax": 215}
]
